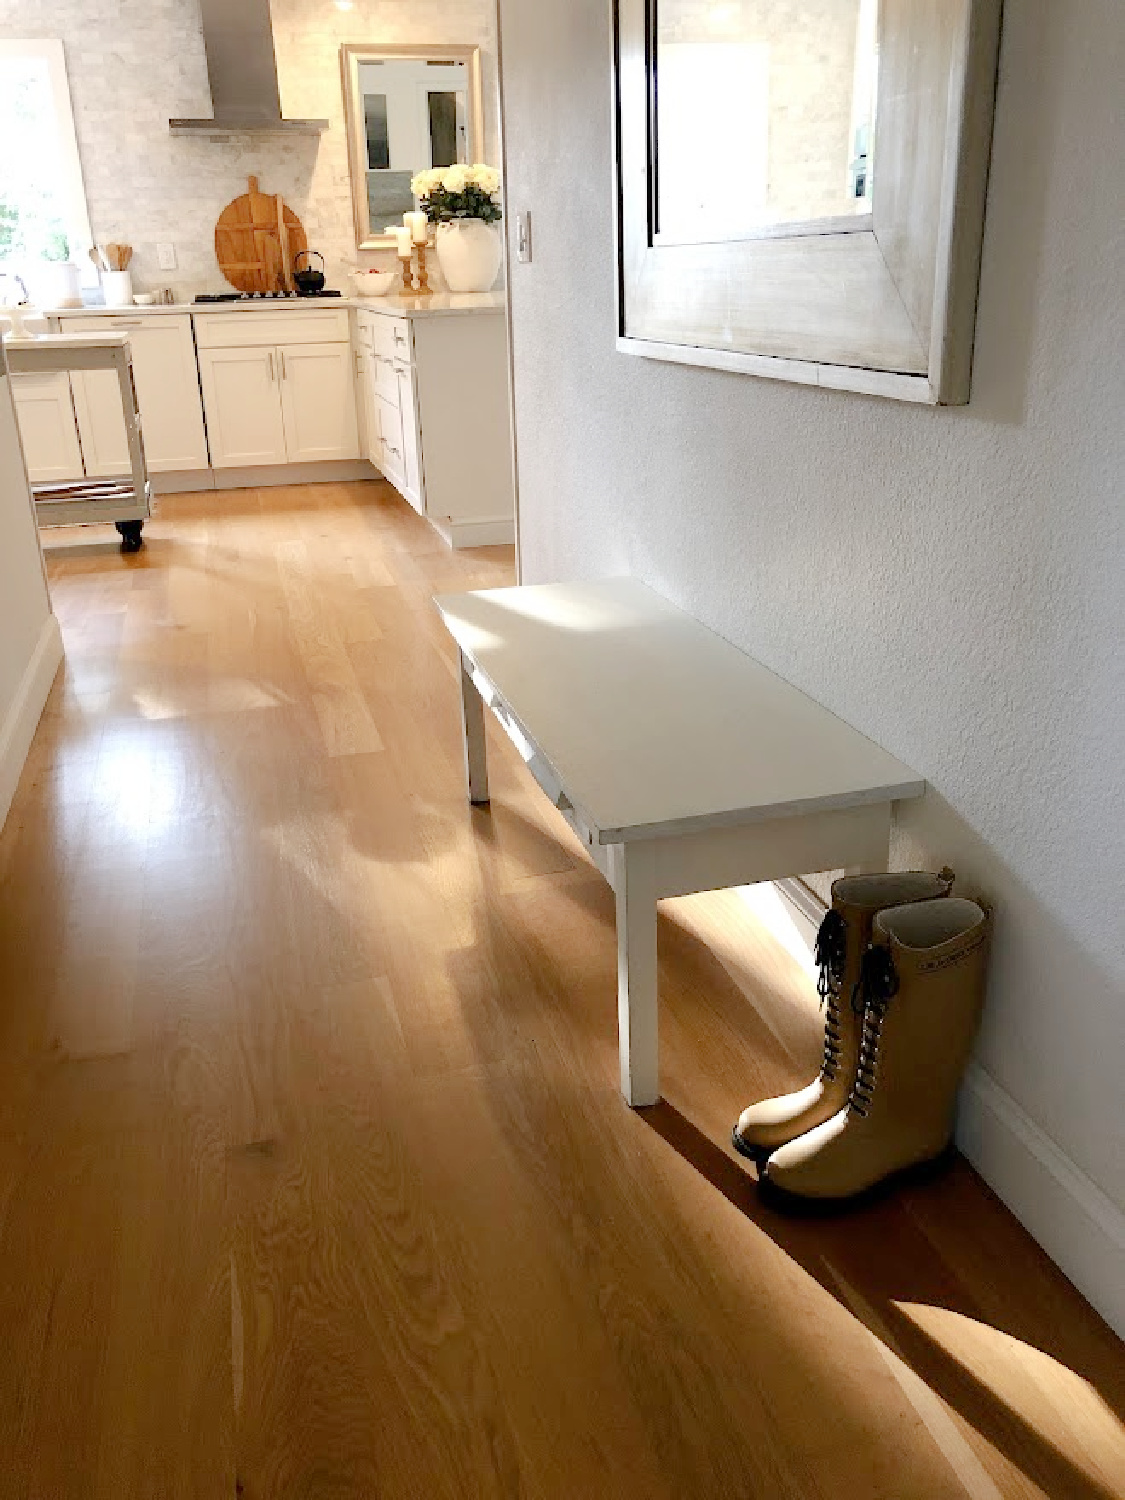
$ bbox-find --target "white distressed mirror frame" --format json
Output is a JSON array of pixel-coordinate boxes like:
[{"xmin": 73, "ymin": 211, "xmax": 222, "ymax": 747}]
[
  {"xmin": 341, "ymin": 43, "xmax": 485, "ymax": 253},
  {"xmin": 613, "ymin": 0, "xmax": 1003, "ymax": 405}
]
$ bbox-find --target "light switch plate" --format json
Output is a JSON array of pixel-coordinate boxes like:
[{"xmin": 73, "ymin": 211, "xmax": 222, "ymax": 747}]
[
  {"xmin": 157, "ymin": 242, "xmax": 177, "ymax": 271},
  {"xmin": 516, "ymin": 213, "xmax": 532, "ymax": 264}
]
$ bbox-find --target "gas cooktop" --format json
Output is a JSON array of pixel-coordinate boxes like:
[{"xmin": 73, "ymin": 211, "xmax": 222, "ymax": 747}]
[{"xmin": 193, "ymin": 290, "xmax": 343, "ymax": 303}]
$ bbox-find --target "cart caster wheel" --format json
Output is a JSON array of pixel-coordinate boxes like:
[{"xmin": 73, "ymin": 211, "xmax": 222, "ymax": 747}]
[{"xmin": 115, "ymin": 521, "xmax": 144, "ymax": 553}]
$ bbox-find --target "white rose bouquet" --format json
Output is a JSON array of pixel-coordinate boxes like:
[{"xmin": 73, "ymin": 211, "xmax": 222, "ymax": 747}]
[{"xmin": 410, "ymin": 163, "xmax": 503, "ymax": 225}]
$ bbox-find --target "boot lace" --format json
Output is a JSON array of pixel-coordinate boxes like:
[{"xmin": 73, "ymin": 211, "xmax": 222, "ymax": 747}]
[
  {"xmin": 814, "ymin": 910, "xmax": 848, "ymax": 1081},
  {"xmin": 849, "ymin": 946, "xmax": 900, "ymax": 1118}
]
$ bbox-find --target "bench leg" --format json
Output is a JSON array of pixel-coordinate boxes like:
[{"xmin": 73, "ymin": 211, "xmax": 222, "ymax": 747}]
[
  {"xmin": 459, "ymin": 650, "xmax": 490, "ymax": 805},
  {"xmin": 611, "ymin": 841, "xmax": 659, "ymax": 1107}
]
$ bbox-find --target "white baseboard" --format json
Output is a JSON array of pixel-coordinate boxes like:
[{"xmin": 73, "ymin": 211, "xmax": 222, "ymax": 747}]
[
  {"xmin": 429, "ymin": 514, "xmax": 515, "ymax": 549},
  {"xmin": 0, "ymin": 614, "xmax": 63, "ymax": 831},
  {"xmin": 958, "ymin": 1065, "xmax": 1125, "ymax": 1339},
  {"xmin": 150, "ymin": 469, "xmax": 216, "ymax": 494},
  {"xmin": 156, "ymin": 460, "xmax": 378, "ymax": 493},
  {"xmin": 771, "ymin": 878, "xmax": 1124, "ymax": 1339},
  {"xmin": 775, "ymin": 876, "xmax": 825, "ymax": 949}
]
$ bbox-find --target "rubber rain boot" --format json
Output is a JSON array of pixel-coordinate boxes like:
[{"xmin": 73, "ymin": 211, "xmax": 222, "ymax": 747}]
[
  {"xmin": 760, "ymin": 896, "xmax": 993, "ymax": 1206},
  {"xmin": 731, "ymin": 869, "xmax": 955, "ymax": 1164}
]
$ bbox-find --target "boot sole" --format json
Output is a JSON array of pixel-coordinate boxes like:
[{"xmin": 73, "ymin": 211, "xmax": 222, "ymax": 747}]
[
  {"xmin": 758, "ymin": 1143, "xmax": 957, "ymax": 1216},
  {"xmin": 730, "ymin": 1128, "xmax": 773, "ymax": 1168}
]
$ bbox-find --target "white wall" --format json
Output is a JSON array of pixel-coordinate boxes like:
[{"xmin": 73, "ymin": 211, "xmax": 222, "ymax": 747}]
[
  {"xmin": 0, "ymin": 356, "xmax": 61, "ymax": 827},
  {"xmin": 499, "ymin": 0, "xmax": 1125, "ymax": 1327},
  {"xmin": 0, "ymin": 0, "xmax": 498, "ymax": 297}
]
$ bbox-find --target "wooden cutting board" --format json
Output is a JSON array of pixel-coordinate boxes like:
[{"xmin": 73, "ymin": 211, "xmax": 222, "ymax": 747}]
[{"xmin": 214, "ymin": 176, "xmax": 308, "ymax": 294}]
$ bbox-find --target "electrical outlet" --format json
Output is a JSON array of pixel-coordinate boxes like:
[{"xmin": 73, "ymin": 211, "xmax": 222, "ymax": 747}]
[{"xmin": 157, "ymin": 242, "xmax": 177, "ymax": 271}]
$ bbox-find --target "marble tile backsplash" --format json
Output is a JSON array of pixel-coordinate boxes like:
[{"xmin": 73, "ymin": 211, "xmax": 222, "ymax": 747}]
[{"xmin": 0, "ymin": 0, "xmax": 499, "ymax": 299}]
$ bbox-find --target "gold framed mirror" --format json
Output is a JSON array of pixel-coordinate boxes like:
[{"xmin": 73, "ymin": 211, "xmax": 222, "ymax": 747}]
[
  {"xmin": 341, "ymin": 43, "xmax": 485, "ymax": 252},
  {"xmin": 614, "ymin": 1, "xmax": 1003, "ymax": 405}
]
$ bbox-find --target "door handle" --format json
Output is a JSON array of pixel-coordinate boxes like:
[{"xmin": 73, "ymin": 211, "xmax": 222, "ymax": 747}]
[
  {"xmin": 267, "ymin": 351, "xmax": 275, "ymax": 382},
  {"xmin": 279, "ymin": 350, "xmax": 287, "ymax": 381}
]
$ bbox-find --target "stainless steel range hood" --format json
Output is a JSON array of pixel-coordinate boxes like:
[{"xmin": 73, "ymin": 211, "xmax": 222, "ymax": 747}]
[{"xmin": 170, "ymin": 0, "xmax": 327, "ymax": 136}]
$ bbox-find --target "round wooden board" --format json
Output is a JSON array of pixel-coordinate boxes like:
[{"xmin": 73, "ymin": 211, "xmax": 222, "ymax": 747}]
[{"xmin": 215, "ymin": 176, "xmax": 308, "ymax": 294}]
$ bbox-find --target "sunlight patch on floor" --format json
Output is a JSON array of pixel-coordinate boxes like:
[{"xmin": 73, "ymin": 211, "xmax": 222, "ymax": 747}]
[{"xmin": 737, "ymin": 882, "xmax": 818, "ymax": 980}]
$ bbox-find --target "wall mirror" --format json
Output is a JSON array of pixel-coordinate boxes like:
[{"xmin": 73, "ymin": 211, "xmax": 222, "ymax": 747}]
[
  {"xmin": 341, "ymin": 44, "xmax": 484, "ymax": 251},
  {"xmin": 614, "ymin": 1, "xmax": 1003, "ymax": 404}
]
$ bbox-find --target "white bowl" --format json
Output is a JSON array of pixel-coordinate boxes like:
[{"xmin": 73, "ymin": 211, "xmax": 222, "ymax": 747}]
[
  {"xmin": 133, "ymin": 293, "xmax": 157, "ymax": 306},
  {"xmin": 352, "ymin": 269, "xmax": 396, "ymax": 298}
]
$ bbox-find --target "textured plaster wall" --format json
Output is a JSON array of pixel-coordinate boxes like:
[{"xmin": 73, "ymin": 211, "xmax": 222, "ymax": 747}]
[
  {"xmin": 500, "ymin": 0, "xmax": 1125, "ymax": 1209},
  {"xmin": 0, "ymin": 0, "xmax": 497, "ymax": 297}
]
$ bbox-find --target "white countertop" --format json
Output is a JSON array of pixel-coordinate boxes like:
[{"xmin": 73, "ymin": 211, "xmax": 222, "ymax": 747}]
[{"xmin": 29, "ymin": 291, "xmax": 506, "ymax": 321}]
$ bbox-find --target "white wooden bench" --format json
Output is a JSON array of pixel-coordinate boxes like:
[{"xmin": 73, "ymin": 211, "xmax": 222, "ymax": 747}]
[{"xmin": 435, "ymin": 578, "xmax": 925, "ymax": 1107}]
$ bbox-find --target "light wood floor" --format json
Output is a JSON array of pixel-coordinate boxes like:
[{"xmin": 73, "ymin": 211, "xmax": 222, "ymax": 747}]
[{"xmin": 1, "ymin": 481, "xmax": 1122, "ymax": 1499}]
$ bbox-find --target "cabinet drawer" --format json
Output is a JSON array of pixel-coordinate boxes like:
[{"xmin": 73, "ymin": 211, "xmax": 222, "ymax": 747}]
[
  {"xmin": 369, "ymin": 316, "xmax": 412, "ymax": 362},
  {"xmin": 194, "ymin": 307, "xmax": 350, "ymax": 349},
  {"xmin": 61, "ymin": 312, "xmax": 191, "ymax": 337},
  {"xmin": 371, "ymin": 349, "xmax": 400, "ymax": 405}
]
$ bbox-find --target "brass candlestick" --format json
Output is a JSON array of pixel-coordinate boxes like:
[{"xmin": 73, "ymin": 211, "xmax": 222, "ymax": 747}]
[
  {"xmin": 413, "ymin": 238, "xmax": 435, "ymax": 297},
  {"xmin": 398, "ymin": 252, "xmax": 414, "ymax": 294}
]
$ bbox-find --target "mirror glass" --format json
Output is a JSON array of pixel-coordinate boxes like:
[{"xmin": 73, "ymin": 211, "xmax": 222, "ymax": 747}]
[
  {"xmin": 655, "ymin": 0, "xmax": 880, "ymax": 242},
  {"xmin": 358, "ymin": 58, "xmax": 469, "ymax": 225},
  {"xmin": 342, "ymin": 47, "xmax": 483, "ymax": 250}
]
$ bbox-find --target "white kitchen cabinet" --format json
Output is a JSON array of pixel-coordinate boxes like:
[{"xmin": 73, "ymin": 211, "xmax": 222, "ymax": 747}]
[
  {"xmin": 277, "ymin": 343, "xmax": 360, "ymax": 464},
  {"xmin": 10, "ymin": 371, "xmax": 84, "ymax": 484},
  {"xmin": 199, "ymin": 335, "xmax": 358, "ymax": 471},
  {"xmin": 394, "ymin": 357, "xmax": 422, "ymax": 510},
  {"xmin": 361, "ymin": 352, "xmax": 382, "ymax": 469},
  {"xmin": 355, "ymin": 305, "xmax": 514, "ymax": 548},
  {"xmin": 375, "ymin": 394, "xmax": 407, "ymax": 495},
  {"xmin": 197, "ymin": 346, "xmax": 288, "ymax": 468},
  {"xmin": 63, "ymin": 313, "xmax": 208, "ymax": 474}
]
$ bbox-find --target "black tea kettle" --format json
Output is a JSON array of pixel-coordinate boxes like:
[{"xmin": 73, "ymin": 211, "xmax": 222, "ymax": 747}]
[{"xmin": 293, "ymin": 250, "xmax": 326, "ymax": 296}]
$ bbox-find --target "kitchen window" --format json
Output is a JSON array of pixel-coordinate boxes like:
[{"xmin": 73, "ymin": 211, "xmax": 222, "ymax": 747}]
[{"xmin": 0, "ymin": 39, "xmax": 93, "ymax": 299}]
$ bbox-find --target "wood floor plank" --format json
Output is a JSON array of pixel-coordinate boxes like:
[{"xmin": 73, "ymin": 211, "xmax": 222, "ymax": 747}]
[{"xmin": 0, "ymin": 480, "xmax": 1118, "ymax": 1499}]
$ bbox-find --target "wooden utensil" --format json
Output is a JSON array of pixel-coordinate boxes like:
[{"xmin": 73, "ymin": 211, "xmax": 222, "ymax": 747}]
[
  {"xmin": 104, "ymin": 243, "xmax": 134, "ymax": 271},
  {"xmin": 214, "ymin": 176, "xmax": 307, "ymax": 294}
]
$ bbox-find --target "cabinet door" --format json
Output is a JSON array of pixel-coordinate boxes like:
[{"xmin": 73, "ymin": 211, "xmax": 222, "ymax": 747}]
[
  {"xmin": 11, "ymin": 372, "xmax": 84, "ymax": 484},
  {"xmin": 64, "ymin": 315, "xmax": 209, "ymax": 474},
  {"xmin": 362, "ymin": 351, "xmax": 384, "ymax": 469},
  {"xmin": 394, "ymin": 359, "xmax": 423, "ymax": 512},
  {"xmin": 376, "ymin": 395, "xmax": 407, "ymax": 493},
  {"xmin": 68, "ymin": 368, "xmax": 130, "ymax": 477},
  {"xmin": 277, "ymin": 342, "xmax": 359, "ymax": 464},
  {"xmin": 128, "ymin": 317, "xmax": 208, "ymax": 471},
  {"xmin": 197, "ymin": 346, "xmax": 287, "ymax": 468}
]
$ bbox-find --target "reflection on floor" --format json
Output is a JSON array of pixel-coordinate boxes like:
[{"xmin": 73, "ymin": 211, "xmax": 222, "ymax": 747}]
[{"xmin": 1, "ymin": 479, "xmax": 1122, "ymax": 1498}]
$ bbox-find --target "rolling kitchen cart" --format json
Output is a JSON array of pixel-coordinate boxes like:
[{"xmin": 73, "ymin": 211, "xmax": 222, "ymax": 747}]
[{"xmin": 4, "ymin": 331, "xmax": 151, "ymax": 551}]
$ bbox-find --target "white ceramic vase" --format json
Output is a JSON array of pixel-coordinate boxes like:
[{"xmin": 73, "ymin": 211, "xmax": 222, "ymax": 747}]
[{"xmin": 434, "ymin": 219, "xmax": 502, "ymax": 293}]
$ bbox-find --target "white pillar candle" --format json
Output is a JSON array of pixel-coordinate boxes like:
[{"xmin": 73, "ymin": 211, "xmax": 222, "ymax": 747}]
[
  {"xmin": 405, "ymin": 211, "xmax": 429, "ymax": 245},
  {"xmin": 392, "ymin": 227, "xmax": 413, "ymax": 257}
]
